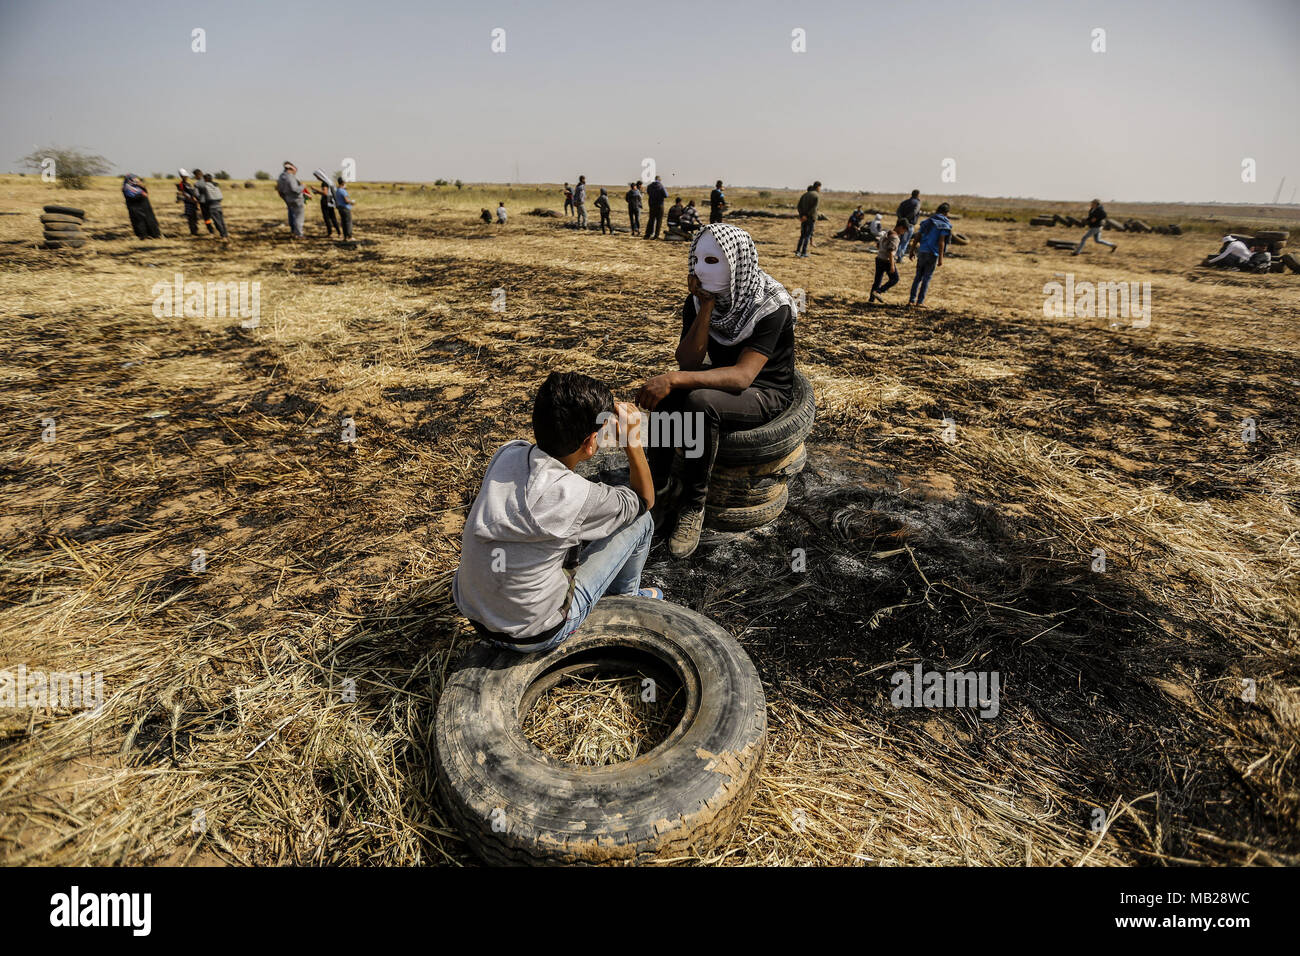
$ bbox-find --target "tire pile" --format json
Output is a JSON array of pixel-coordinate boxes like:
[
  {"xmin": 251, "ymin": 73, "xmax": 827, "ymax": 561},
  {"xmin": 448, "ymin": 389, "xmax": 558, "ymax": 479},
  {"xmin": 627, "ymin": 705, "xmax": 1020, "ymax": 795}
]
[
  {"xmin": 1225, "ymin": 229, "xmax": 1297, "ymax": 273},
  {"xmin": 679, "ymin": 370, "xmax": 816, "ymax": 531},
  {"xmin": 1031, "ymin": 213, "xmax": 1181, "ymax": 235},
  {"xmin": 41, "ymin": 204, "xmax": 88, "ymax": 249}
]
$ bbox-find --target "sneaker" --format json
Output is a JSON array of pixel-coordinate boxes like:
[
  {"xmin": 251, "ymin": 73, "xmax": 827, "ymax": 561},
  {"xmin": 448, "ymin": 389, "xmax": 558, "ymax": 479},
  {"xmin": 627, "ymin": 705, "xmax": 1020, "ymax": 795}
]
[
  {"xmin": 637, "ymin": 587, "xmax": 664, "ymax": 600},
  {"xmin": 668, "ymin": 507, "xmax": 704, "ymax": 559},
  {"xmin": 1110, "ymin": 245, "xmax": 1118, "ymax": 254},
  {"xmin": 869, "ymin": 291, "xmax": 882, "ymax": 303}
]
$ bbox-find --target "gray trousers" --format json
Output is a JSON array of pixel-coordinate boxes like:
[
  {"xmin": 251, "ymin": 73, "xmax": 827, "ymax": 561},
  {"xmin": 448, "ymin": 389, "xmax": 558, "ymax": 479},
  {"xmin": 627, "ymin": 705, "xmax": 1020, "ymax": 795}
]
[{"xmin": 285, "ymin": 200, "xmax": 305, "ymax": 237}]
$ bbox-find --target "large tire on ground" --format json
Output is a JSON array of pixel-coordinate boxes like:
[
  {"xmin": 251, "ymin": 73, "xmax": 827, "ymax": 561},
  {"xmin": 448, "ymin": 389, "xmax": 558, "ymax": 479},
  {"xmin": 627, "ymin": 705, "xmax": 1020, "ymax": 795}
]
[
  {"xmin": 715, "ymin": 370, "xmax": 814, "ymax": 466},
  {"xmin": 950, "ymin": 233, "xmax": 969, "ymax": 245},
  {"xmin": 705, "ymin": 484, "xmax": 789, "ymax": 531},
  {"xmin": 1253, "ymin": 230, "xmax": 1289, "ymax": 242},
  {"xmin": 42, "ymin": 204, "xmax": 85, "ymax": 219},
  {"xmin": 41, "ymin": 239, "xmax": 86, "ymax": 249},
  {"xmin": 1281, "ymin": 253, "xmax": 1300, "ymax": 274},
  {"xmin": 434, "ymin": 596, "xmax": 766, "ymax": 865},
  {"xmin": 40, "ymin": 213, "xmax": 84, "ymax": 225},
  {"xmin": 43, "ymin": 223, "xmax": 82, "ymax": 235}
]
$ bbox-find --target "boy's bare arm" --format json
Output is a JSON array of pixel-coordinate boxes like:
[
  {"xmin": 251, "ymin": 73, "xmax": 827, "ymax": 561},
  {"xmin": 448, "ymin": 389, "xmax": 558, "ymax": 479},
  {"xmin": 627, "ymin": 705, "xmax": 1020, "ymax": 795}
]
[{"xmin": 616, "ymin": 402, "xmax": 655, "ymax": 510}]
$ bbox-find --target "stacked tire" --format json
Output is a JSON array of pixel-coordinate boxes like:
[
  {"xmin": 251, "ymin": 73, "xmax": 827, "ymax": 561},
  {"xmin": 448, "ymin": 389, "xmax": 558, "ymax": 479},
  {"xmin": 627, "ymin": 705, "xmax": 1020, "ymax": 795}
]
[
  {"xmin": 695, "ymin": 370, "xmax": 815, "ymax": 532},
  {"xmin": 1252, "ymin": 229, "xmax": 1289, "ymax": 257},
  {"xmin": 41, "ymin": 205, "xmax": 87, "ymax": 250}
]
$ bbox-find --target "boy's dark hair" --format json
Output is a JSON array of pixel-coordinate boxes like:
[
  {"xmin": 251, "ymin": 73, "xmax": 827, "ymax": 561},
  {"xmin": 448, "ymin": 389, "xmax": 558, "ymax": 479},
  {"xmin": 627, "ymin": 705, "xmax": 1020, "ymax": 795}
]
[
  {"xmin": 533, "ymin": 372, "xmax": 614, "ymax": 458},
  {"xmin": 936, "ymin": 202, "xmax": 951, "ymax": 214}
]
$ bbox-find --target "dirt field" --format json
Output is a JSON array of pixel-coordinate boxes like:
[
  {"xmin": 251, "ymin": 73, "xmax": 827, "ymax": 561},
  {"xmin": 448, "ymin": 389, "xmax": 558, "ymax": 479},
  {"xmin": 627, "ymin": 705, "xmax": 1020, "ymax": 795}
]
[{"xmin": 1, "ymin": 174, "xmax": 1297, "ymax": 866}]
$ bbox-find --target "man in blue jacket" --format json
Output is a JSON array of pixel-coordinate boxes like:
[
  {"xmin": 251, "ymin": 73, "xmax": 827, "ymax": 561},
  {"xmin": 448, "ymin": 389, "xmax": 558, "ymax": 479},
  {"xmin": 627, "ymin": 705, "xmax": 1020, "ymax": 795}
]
[{"xmin": 908, "ymin": 203, "xmax": 953, "ymax": 307}]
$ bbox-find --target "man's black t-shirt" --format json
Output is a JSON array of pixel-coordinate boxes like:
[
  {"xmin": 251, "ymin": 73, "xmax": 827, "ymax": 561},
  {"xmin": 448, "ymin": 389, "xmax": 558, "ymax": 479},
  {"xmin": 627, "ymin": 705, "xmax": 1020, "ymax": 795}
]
[{"xmin": 680, "ymin": 295, "xmax": 795, "ymax": 398}]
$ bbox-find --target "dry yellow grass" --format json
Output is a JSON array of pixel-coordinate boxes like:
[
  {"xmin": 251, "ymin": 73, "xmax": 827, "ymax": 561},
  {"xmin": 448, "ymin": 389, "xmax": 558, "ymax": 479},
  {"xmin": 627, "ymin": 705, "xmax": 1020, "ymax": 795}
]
[{"xmin": 1, "ymin": 174, "xmax": 1297, "ymax": 866}]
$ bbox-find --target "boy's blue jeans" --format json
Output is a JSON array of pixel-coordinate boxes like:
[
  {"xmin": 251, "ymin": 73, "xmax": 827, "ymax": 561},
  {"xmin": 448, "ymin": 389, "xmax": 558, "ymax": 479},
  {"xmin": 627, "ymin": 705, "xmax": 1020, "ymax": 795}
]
[
  {"xmin": 500, "ymin": 511, "xmax": 654, "ymax": 654},
  {"xmin": 909, "ymin": 251, "xmax": 939, "ymax": 304}
]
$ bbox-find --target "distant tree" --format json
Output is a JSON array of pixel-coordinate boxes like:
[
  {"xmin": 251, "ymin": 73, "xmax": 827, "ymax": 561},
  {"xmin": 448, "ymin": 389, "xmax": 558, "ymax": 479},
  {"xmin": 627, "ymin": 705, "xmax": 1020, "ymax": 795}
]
[
  {"xmin": 214, "ymin": 170, "xmax": 230, "ymax": 180},
  {"xmin": 255, "ymin": 170, "xmax": 271, "ymax": 180},
  {"xmin": 455, "ymin": 179, "xmax": 463, "ymax": 190},
  {"xmin": 434, "ymin": 178, "xmax": 449, "ymax": 186},
  {"xmin": 18, "ymin": 145, "xmax": 112, "ymax": 189}
]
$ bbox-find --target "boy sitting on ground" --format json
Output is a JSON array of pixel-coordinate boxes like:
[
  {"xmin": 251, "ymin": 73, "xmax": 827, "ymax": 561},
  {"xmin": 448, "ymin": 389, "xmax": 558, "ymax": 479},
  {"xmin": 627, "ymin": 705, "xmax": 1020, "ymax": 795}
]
[{"xmin": 454, "ymin": 372, "xmax": 661, "ymax": 654}]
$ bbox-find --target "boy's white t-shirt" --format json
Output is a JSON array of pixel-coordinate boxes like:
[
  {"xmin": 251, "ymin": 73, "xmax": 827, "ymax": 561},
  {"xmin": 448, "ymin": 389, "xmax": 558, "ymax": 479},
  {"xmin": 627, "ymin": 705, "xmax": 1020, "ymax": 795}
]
[{"xmin": 453, "ymin": 441, "xmax": 641, "ymax": 639}]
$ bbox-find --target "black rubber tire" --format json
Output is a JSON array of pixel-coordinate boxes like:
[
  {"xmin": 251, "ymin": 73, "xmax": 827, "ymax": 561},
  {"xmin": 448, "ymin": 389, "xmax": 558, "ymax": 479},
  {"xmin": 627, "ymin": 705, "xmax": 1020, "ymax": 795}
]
[
  {"xmin": 40, "ymin": 213, "xmax": 84, "ymax": 225},
  {"xmin": 708, "ymin": 477, "xmax": 788, "ymax": 509},
  {"xmin": 711, "ymin": 444, "xmax": 806, "ymax": 484},
  {"xmin": 715, "ymin": 371, "xmax": 814, "ymax": 466},
  {"xmin": 434, "ymin": 596, "xmax": 766, "ymax": 865},
  {"xmin": 42, "ymin": 204, "xmax": 85, "ymax": 218},
  {"xmin": 705, "ymin": 484, "xmax": 789, "ymax": 531},
  {"xmin": 43, "ymin": 223, "xmax": 82, "ymax": 234},
  {"xmin": 1253, "ymin": 230, "xmax": 1288, "ymax": 242},
  {"xmin": 1281, "ymin": 253, "xmax": 1300, "ymax": 274},
  {"xmin": 950, "ymin": 233, "xmax": 969, "ymax": 245},
  {"xmin": 42, "ymin": 239, "xmax": 86, "ymax": 249}
]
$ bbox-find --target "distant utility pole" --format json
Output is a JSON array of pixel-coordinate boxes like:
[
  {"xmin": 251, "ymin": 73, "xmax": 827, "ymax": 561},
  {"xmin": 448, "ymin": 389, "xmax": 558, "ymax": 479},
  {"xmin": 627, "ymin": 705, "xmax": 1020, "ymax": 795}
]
[{"xmin": 1272, "ymin": 177, "xmax": 1285, "ymax": 205}]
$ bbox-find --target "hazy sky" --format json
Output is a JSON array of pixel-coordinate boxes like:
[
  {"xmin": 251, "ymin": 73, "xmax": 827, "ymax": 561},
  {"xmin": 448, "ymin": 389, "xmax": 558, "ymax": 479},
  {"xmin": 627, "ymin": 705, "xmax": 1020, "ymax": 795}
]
[{"xmin": 2, "ymin": 0, "xmax": 1296, "ymax": 203}]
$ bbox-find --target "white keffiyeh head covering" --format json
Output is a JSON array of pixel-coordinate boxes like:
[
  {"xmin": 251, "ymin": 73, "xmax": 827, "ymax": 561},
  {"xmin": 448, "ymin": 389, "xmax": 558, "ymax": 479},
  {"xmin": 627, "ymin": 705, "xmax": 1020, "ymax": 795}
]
[{"xmin": 688, "ymin": 223, "xmax": 798, "ymax": 345}]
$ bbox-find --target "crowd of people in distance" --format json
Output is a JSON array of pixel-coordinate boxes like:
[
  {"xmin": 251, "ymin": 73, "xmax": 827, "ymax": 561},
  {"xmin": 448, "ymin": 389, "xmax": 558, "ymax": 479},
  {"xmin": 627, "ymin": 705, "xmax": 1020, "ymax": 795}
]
[
  {"xmin": 275, "ymin": 162, "xmax": 355, "ymax": 240},
  {"xmin": 118, "ymin": 161, "xmax": 359, "ymax": 242},
  {"xmin": 562, "ymin": 177, "xmax": 724, "ymax": 240}
]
